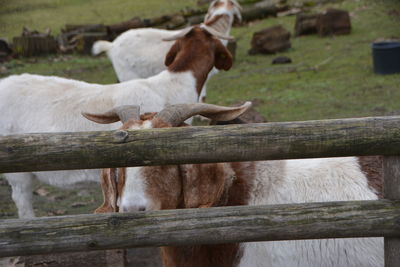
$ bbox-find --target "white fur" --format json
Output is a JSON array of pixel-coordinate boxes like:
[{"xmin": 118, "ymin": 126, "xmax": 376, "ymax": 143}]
[
  {"xmin": 92, "ymin": 0, "xmax": 240, "ymax": 101},
  {"xmin": 95, "ymin": 28, "xmax": 181, "ymax": 81},
  {"xmin": 0, "ymin": 70, "xmax": 197, "ymax": 218},
  {"xmin": 119, "ymin": 167, "xmax": 149, "ymax": 212},
  {"xmin": 92, "ymin": 40, "xmax": 113, "ymax": 57},
  {"xmin": 238, "ymin": 158, "xmax": 383, "ymax": 267},
  {"xmin": 114, "ymin": 118, "xmax": 384, "ymax": 266}
]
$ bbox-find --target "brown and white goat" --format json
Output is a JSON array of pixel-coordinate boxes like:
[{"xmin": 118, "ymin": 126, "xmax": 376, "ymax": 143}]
[
  {"xmin": 84, "ymin": 103, "xmax": 383, "ymax": 267},
  {"xmin": 92, "ymin": 0, "xmax": 242, "ymax": 103},
  {"xmin": 1, "ymin": 26, "xmax": 233, "ymax": 218}
]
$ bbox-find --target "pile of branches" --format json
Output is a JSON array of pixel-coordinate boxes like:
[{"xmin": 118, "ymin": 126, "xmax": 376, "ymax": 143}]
[{"xmin": 2, "ymin": 0, "xmax": 289, "ymax": 58}]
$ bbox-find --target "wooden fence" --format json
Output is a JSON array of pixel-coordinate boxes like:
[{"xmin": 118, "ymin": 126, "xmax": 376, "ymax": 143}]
[{"xmin": 1, "ymin": 116, "xmax": 400, "ymax": 265}]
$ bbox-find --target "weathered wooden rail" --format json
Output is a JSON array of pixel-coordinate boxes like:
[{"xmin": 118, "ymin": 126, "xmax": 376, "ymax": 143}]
[
  {"xmin": 1, "ymin": 116, "xmax": 400, "ymax": 265},
  {"xmin": 0, "ymin": 200, "xmax": 399, "ymax": 257},
  {"xmin": 2, "ymin": 116, "xmax": 400, "ymax": 172}
]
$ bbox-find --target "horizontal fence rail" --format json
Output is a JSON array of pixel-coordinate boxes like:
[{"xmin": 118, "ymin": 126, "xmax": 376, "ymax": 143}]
[
  {"xmin": 1, "ymin": 200, "xmax": 400, "ymax": 257},
  {"xmin": 2, "ymin": 116, "xmax": 400, "ymax": 173}
]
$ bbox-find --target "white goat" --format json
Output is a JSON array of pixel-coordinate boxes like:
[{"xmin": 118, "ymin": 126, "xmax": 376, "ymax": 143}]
[
  {"xmin": 0, "ymin": 26, "xmax": 233, "ymax": 218},
  {"xmin": 84, "ymin": 102, "xmax": 383, "ymax": 267},
  {"xmin": 92, "ymin": 0, "xmax": 242, "ymax": 102}
]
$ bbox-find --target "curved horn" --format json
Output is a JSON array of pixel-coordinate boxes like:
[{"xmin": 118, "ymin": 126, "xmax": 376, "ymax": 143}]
[
  {"xmin": 82, "ymin": 105, "xmax": 140, "ymax": 124},
  {"xmin": 200, "ymin": 24, "xmax": 234, "ymax": 40},
  {"xmin": 155, "ymin": 102, "xmax": 251, "ymax": 126},
  {"xmin": 162, "ymin": 26, "xmax": 194, "ymax": 41}
]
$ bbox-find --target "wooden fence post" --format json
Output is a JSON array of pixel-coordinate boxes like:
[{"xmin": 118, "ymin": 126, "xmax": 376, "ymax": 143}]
[{"xmin": 384, "ymin": 156, "xmax": 400, "ymax": 266}]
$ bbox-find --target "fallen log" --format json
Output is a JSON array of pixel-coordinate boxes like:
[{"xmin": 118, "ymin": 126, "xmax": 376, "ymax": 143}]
[
  {"xmin": 59, "ymin": 24, "xmax": 108, "ymax": 52},
  {"xmin": 241, "ymin": 4, "xmax": 289, "ymax": 22},
  {"xmin": 74, "ymin": 32, "xmax": 110, "ymax": 54},
  {"xmin": 107, "ymin": 17, "xmax": 145, "ymax": 36},
  {"xmin": 64, "ymin": 24, "xmax": 108, "ymax": 33},
  {"xmin": 294, "ymin": 12, "xmax": 318, "ymax": 36}
]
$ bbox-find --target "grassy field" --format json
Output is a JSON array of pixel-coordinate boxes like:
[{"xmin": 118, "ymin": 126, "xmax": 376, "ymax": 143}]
[
  {"xmin": 1, "ymin": 0, "xmax": 399, "ymax": 122},
  {"xmin": 209, "ymin": 0, "xmax": 400, "ymax": 121},
  {"xmin": 0, "ymin": 0, "xmax": 199, "ymax": 40},
  {"xmin": 0, "ymin": 0, "xmax": 400, "ymax": 218}
]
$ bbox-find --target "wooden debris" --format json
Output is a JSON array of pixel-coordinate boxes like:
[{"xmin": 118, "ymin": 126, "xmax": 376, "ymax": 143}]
[
  {"xmin": 241, "ymin": 3, "xmax": 289, "ymax": 22},
  {"xmin": 59, "ymin": 24, "xmax": 108, "ymax": 54},
  {"xmin": 0, "ymin": 38, "xmax": 13, "ymax": 62},
  {"xmin": 7, "ymin": 1, "xmax": 291, "ymax": 57},
  {"xmin": 11, "ymin": 27, "xmax": 58, "ymax": 57},
  {"xmin": 13, "ymin": 35, "xmax": 58, "ymax": 57},
  {"xmin": 107, "ymin": 17, "xmax": 145, "ymax": 36},
  {"xmin": 142, "ymin": 15, "xmax": 172, "ymax": 27},
  {"xmin": 316, "ymin": 8, "xmax": 351, "ymax": 36},
  {"xmin": 278, "ymin": 8, "xmax": 302, "ymax": 17},
  {"xmin": 164, "ymin": 14, "xmax": 187, "ymax": 30},
  {"xmin": 249, "ymin": 25, "xmax": 291, "ymax": 55},
  {"xmin": 74, "ymin": 32, "xmax": 109, "ymax": 54},
  {"xmin": 294, "ymin": 12, "xmax": 318, "ymax": 36},
  {"xmin": 63, "ymin": 24, "xmax": 107, "ymax": 33}
]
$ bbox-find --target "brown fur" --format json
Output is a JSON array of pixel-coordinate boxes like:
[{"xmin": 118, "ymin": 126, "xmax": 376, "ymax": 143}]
[
  {"xmin": 95, "ymin": 169, "xmax": 118, "ymax": 213},
  {"xmin": 358, "ymin": 156, "xmax": 383, "ymax": 198},
  {"xmin": 165, "ymin": 27, "xmax": 233, "ymax": 95},
  {"xmin": 161, "ymin": 244, "xmax": 242, "ymax": 267},
  {"xmin": 142, "ymin": 157, "xmax": 254, "ymax": 267},
  {"xmin": 211, "ymin": 0, "xmax": 235, "ymax": 10},
  {"xmin": 94, "ymin": 113, "xmax": 254, "ymax": 267},
  {"xmin": 117, "ymin": 168, "xmax": 126, "ymax": 204},
  {"xmin": 120, "ymin": 118, "xmax": 144, "ymax": 129},
  {"xmin": 140, "ymin": 112, "xmax": 158, "ymax": 121}
]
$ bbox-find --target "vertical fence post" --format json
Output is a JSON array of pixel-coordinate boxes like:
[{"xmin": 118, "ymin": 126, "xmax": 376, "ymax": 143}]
[{"xmin": 384, "ymin": 156, "xmax": 400, "ymax": 267}]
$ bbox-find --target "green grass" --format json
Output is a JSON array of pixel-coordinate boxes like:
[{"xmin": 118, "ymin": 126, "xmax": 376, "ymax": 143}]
[
  {"xmin": 0, "ymin": 0, "xmax": 199, "ymax": 40},
  {"xmin": 2, "ymin": 0, "xmax": 399, "ymax": 122},
  {"xmin": 2, "ymin": 55, "xmax": 117, "ymax": 83},
  {"xmin": 207, "ymin": 0, "xmax": 400, "ymax": 121}
]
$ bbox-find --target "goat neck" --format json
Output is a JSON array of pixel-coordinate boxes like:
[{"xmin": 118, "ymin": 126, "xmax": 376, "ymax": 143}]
[{"xmin": 205, "ymin": 14, "xmax": 233, "ymax": 37}]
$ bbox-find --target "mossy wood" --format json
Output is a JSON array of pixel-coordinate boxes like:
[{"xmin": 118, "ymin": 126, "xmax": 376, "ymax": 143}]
[
  {"xmin": 384, "ymin": 156, "xmax": 400, "ymax": 266},
  {"xmin": 241, "ymin": 3, "xmax": 288, "ymax": 22},
  {"xmin": 0, "ymin": 200, "xmax": 399, "ymax": 257},
  {"xmin": 1, "ymin": 116, "xmax": 400, "ymax": 173}
]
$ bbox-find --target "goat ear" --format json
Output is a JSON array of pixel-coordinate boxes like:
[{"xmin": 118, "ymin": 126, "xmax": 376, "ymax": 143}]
[
  {"xmin": 180, "ymin": 164, "xmax": 227, "ymax": 209},
  {"xmin": 165, "ymin": 41, "xmax": 180, "ymax": 67},
  {"xmin": 94, "ymin": 168, "xmax": 118, "ymax": 213},
  {"xmin": 214, "ymin": 39, "xmax": 233, "ymax": 71}
]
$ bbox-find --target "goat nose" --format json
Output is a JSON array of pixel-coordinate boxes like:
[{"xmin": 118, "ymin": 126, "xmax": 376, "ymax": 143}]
[
  {"xmin": 121, "ymin": 205, "xmax": 146, "ymax": 212},
  {"xmin": 138, "ymin": 206, "xmax": 146, "ymax": 212},
  {"xmin": 132, "ymin": 205, "xmax": 146, "ymax": 212}
]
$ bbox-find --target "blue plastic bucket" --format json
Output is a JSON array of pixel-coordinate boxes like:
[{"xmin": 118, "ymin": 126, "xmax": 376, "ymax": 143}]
[{"xmin": 372, "ymin": 41, "xmax": 400, "ymax": 74}]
